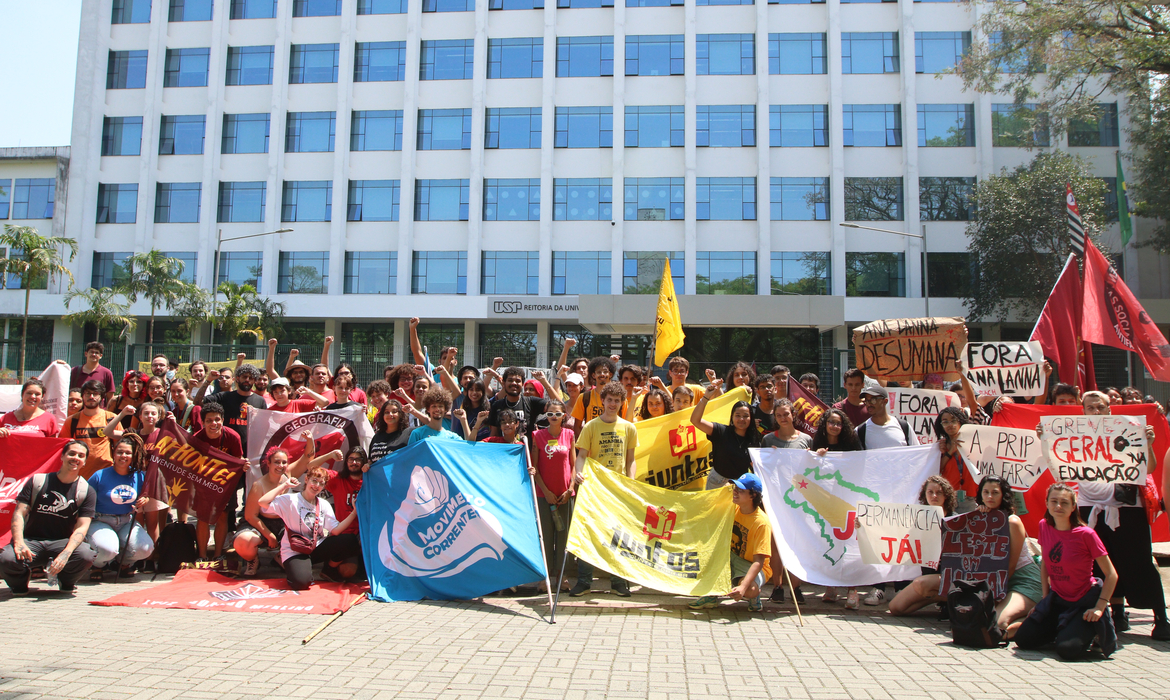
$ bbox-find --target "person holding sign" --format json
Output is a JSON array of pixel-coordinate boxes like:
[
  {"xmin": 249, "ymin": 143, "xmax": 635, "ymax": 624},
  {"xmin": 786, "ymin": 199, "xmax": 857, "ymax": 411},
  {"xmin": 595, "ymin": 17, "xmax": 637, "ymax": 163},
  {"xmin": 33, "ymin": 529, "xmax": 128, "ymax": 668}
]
[
  {"xmin": 934, "ymin": 407, "xmax": 978, "ymax": 510},
  {"xmin": 973, "ymin": 476, "xmax": 1043, "ymax": 638},
  {"xmin": 692, "ymin": 382, "xmax": 762, "ymax": 490},
  {"xmin": 887, "ymin": 476, "xmax": 956, "ymax": 617},
  {"xmin": 1038, "ymin": 391, "xmax": 1169, "ymax": 640},
  {"xmin": 1013, "ymin": 484, "xmax": 1119, "ymax": 660},
  {"xmin": 810, "ymin": 408, "xmax": 863, "ymax": 607}
]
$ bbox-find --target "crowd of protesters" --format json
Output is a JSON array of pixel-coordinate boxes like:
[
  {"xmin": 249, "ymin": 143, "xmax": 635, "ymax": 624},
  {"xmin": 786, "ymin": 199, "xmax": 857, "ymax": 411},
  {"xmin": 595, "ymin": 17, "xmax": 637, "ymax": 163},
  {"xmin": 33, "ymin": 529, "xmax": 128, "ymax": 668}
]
[{"xmin": 1, "ymin": 322, "xmax": 1168, "ymax": 659}]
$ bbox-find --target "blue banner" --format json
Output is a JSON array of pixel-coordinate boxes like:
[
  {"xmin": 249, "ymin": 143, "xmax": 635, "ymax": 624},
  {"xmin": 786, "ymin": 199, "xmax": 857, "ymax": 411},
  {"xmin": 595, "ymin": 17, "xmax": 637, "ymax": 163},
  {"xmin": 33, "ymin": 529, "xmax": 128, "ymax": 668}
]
[{"xmin": 357, "ymin": 439, "xmax": 548, "ymax": 602}]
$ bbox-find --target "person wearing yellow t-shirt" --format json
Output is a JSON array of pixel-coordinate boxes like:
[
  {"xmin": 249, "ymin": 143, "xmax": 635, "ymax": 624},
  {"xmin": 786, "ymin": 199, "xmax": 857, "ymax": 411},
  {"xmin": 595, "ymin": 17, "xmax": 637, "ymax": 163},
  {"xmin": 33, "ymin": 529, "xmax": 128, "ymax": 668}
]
[
  {"xmin": 570, "ymin": 381, "xmax": 638, "ymax": 598},
  {"xmin": 689, "ymin": 473, "xmax": 771, "ymax": 612}
]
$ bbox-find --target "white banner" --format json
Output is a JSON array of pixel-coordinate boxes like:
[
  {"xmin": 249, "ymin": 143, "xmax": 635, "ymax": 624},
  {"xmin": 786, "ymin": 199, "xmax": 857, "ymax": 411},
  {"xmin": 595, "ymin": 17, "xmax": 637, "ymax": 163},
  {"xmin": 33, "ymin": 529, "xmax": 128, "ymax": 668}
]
[
  {"xmin": 0, "ymin": 362, "xmax": 70, "ymax": 423},
  {"xmin": 1040, "ymin": 414, "xmax": 1148, "ymax": 484},
  {"xmin": 886, "ymin": 386, "xmax": 962, "ymax": 444},
  {"xmin": 855, "ymin": 501, "xmax": 945, "ymax": 568},
  {"xmin": 957, "ymin": 424, "xmax": 1048, "ymax": 491},
  {"xmin": 750, "ymin": 445, "xmax": 940, "ymax": 587},
  {"xmin": 244, "ymin": 404, "xmax": 374, "ymax": 488},
  {"xmin": 962, "ymin": 341, "xmax": 1045, "ymax": 397}
]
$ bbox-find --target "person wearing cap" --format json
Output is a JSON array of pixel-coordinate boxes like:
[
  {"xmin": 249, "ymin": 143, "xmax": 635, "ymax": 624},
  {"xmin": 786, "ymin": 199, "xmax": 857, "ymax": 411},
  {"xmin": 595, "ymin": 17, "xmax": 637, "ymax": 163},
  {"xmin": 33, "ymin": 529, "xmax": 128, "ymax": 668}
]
[
  {"xmin": 689, "ymin": 473, "xmax": 772, "ymax": 611},
  {"xmin": 559, "ymin": 369, "xmax": 586, "ymax": 434},
  {"xmin": 266, "ymin": 377, "xmax": 330, "ymax": 414}
]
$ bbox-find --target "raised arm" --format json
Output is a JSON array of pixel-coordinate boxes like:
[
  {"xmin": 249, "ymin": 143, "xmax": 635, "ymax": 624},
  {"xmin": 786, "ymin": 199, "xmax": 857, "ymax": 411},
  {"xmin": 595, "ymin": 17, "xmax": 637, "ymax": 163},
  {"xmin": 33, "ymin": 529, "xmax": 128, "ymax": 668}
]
[
  {"xmin": 533, "ymin": 370, "xmax": 561, "ymax": 401},
  {"xmin": 320, "ymin": 335, "xmax": 333, "ymax": 368},
  {"xmin": 689, "ymin": 381, "xmax": 721, "ymax": 435},
  {"xmin": 103, "ymin": 405, "xmax": 132, "ymax": 440},
  {"xmin": 555, "ymin": 337, "xmax": 576, "ymax": 379},
  {"xmin": 409, "ymin": 317, "xmax": 426, "ymax": 367},
  {"xmin": 258, "ymin": 478, "xmax": 294, "ymax": 510},
  {"xmin": 264, "ymin": 338, "xmax": 280, "ymax": 380},
  {"xmin": 192, "ymin": 370, "xmax": 218, "ymax": 405},
  {"xmin": 437, "ymin": 363, "xmax": 462, "ymax": 396},
  {"xmin": 953, "ymin": 358, "xmax": 981, "ymax": 415},
  {"xmin": 308, "ymin": 449, "xmax": 344, "ymax": 471},
  {"xmin": 284, "ymin": 348, "xmax": 300, "ymax": 374},
  {"xmin": 704, "ymin": 369, "xmax": 724, "ymax": 397},
  {"xmin": 287, "ymin": 430, "xmax": 317, "ymax": 479},
  {"xmin": 1033, "ymin": 360, "xmax": 1053, "ymax": 405},
  {"xmin": 295, "ymin": 386, "xmax": 330, "ymax": 408},
  {"xmin": 235, "ymin": 352, "xmax": 246, "ymax": 371}
]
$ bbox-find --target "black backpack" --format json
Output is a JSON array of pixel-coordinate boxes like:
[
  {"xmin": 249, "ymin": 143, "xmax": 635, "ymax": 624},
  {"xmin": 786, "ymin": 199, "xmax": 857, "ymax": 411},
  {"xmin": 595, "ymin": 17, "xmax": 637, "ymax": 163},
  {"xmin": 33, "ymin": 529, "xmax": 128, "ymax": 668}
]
[
  {"xmin": 155, "ymin": 522, "xmax": 198, "ymax": 574},
  {"xmin": 856, "ymin": 416, "xmax": 914, "ymax": 449},
  {"xmin": 947, "ymin": 580, "xmax": 1005, "ymax": 648}
]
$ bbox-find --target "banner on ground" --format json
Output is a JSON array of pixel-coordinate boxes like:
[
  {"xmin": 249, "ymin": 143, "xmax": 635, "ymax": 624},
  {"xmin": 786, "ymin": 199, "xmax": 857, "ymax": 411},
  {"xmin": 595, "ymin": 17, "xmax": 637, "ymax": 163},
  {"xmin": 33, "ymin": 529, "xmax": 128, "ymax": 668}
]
[
  {"xmin": 852, "ymin": 317, "xmax": 967, "ymax": 382},
  {"xmin": 137, "ymin": 357, "xmax": 259, "ymax": 382},
  {"xmin": 0, "ymin": 362, "xmax": 69, "ymax": 423},
  {"xmin": 246, "ymin": 404, "xmax": 374, "ymax": 483},
  {"xmin": 751, "ymin": 445, "xmax": 939, "ymax": 587},
  {"xmin": 938, "ymin": 510, "xmax": 1012, "ymax": 599},
  {"xmin": 0, "ymin": 435, "xmax": 70, "ymax": 547},
  {"xmin": 632, "ymin": 387, "xmax": 750, "ymax": 491},
  {"xmin": 854, "ymin": 501, "xmax": 944, "ymax": 568},
  {"xmin": 359, "ymin": 440, "xmax": 546, "ymax": 602},
  {"xmin": 91, "ymin": 569, "xmax": 368, "ymax": 614},
  {"xmin": 786, "ymin": 378, "xmax": 829, "ymax": 435},
  {"xmin": 886, "ymin": 386, "xmax": 962, "ymax": 444},
  {"xmin": 957, "ymin": 424, "xmax": 1048, "ymax": 491},
  {"xmin": 143, "ymin": 418, "xmax": 247, "ymax": 522},
  {"xmin": 962, "ymin": 341, "xmax": 1045, "ymax": 397},
  {"xmin": 567, "ymin": 460, "xmax": 733, "ymax": 597},
  {"xmin": 1040, "ymin": 414, "xmax": 1148, "ymax": 485}
]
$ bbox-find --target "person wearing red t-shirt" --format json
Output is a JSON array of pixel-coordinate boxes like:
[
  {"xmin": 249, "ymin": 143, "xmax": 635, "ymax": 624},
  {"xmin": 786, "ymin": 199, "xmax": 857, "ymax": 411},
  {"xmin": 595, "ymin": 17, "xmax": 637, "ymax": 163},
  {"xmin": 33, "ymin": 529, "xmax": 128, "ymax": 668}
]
[
  {"xmin": 321, "ymin": 446, "xmax": 367, "ymax": 581},
  {"xmin": 0, "ymin": 378, "xmax": 60, "ymax": 438},
  {"xmin": 266, "ymin": 377, "xmax": 329, "ymax": 413},
  {"xmin": 191, "ymin": 401, "xmax": 243, "ymax": 562},
  {"xmin": 528, "ymin": 400, "xmax": 575, "ymax": 592},
  {"xmin": 832, "ymin": 368, "xmax": 869, "ymax": 429}
]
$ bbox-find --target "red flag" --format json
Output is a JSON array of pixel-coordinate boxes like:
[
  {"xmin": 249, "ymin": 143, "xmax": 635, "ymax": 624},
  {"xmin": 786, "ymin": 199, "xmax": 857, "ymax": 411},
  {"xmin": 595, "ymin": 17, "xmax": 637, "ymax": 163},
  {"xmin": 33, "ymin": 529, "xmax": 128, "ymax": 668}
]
[
  {"xmin": 1030, "ymin": 253, "xmax": 1095, "ymax": 390},
  {"xmin": 0, "ymin": 435, "xmax": 70, "ymax": 547},
  {"xmin": 785, "ymin": 377, "xmax": 829, "ymax": 435},
  {"xmin": 91, "ymin": 569, "xmax": 368, "ymax": 614},
  {"xmin": 1082, "ymin": 239, "xmax": 1170, "ymax": 381}
]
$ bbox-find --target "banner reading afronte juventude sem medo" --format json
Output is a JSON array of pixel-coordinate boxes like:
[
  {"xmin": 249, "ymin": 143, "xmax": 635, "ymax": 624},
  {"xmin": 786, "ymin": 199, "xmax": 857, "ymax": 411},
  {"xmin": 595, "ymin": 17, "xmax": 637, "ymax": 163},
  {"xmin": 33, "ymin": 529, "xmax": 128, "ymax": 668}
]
[
  {"xmin": 143, "ymin": 418, "xmax": 247, "ymax": 523},
  {"xmin": 751, "ymin": 445, "xmax": 938, "ymax": 587},
  {"xmin": 358, "ymin": 440, "xmax": 547, "ymax": 602},
  {"xmin": 567, "ymin": 460, "xmax": 733, "ymax": 596}
]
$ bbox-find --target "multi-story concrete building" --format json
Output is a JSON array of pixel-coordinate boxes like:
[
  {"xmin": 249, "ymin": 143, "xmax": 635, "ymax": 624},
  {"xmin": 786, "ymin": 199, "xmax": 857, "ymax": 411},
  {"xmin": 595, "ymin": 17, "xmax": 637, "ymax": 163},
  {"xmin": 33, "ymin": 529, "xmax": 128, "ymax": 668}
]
[{"xmin": 3, "ymin": 0, "xmax": 1166, "ymax": 390}]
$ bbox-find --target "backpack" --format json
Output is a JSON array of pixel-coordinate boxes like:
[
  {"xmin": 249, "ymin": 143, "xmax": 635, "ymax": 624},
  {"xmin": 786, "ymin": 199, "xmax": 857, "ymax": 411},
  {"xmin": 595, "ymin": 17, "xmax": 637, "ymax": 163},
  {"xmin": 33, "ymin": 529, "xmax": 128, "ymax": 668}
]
[
  {"xmin": 947, "ymin": 579, "xmax": 1005, "ymax": 648},
  {"xmin": 155, "ymin": 521, "xmax": 198, "ymax": 574},
  {"xmin": 856, "ymin": 417, "xmax": 913, "ymax": 449},
  {"xmin": 29, "ymin": 473, "xmax": 90, "ymax": 512}
]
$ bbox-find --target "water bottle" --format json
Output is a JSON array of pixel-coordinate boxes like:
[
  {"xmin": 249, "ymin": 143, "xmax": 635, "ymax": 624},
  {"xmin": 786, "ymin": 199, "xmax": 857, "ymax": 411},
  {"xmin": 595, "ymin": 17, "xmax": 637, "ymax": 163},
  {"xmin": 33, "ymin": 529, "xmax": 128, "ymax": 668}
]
[
  {"xmin": 550, "ymin": 504, "xmax": 565, "ymax": 532},
  {"xmin": 46, "ymin": 569, "xmax": 59, "ymax": 588}
]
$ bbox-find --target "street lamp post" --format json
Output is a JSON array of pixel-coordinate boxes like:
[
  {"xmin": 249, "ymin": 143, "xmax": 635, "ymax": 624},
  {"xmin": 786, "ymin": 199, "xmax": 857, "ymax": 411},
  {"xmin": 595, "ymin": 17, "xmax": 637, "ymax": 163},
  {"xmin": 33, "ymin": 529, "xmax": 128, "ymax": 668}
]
[
  {"xmin": 839, "ymin": 222, "xmax": 930, "ymax": 317},
  {"xmin": 209, "ymin": 227, "xmax": 292, "ymax": 347}
]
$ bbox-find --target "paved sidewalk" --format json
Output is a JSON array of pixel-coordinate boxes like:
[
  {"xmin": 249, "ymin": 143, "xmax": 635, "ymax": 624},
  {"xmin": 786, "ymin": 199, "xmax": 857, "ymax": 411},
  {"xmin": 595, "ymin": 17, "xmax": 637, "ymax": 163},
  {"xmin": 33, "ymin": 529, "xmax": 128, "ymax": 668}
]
[{"xmin": 1, "ymin": 569, "xmax": 1168, "ymax": 700}]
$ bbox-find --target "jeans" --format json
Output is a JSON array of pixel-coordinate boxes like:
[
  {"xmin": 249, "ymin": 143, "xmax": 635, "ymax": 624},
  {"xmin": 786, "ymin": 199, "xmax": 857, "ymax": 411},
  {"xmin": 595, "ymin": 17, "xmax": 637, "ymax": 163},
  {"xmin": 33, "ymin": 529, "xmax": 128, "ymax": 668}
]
[
  {"xmin": 282, "ymin": 533, "xmax": 362, "ymax": 590},
  {"xmin": 1, "ymin": 539, "xmax": 96, "ymax": 592},
  {"xmin": 86, "ymin": 513, "xmax": 155, "ymax": 568}
]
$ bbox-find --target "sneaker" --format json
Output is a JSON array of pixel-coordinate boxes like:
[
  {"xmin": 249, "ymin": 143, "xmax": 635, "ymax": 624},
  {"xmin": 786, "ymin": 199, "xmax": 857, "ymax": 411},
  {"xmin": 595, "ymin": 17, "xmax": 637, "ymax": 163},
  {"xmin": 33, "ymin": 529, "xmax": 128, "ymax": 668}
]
[
  {"xmin": 862, "ymin": 589, "xmax": 885, "ymax": 606},
  {"xmin": 1113, "ymin": 609, "xmax": 1130, "ymax": 632},
  {"xmin": 793, "ymin": 587, "xmax": 805, "ymax": 604},
  {"xmin": 1152, "ymin": 617, "xmax": 1170, "ymax": 641},
  {"xmin": 822, "ymin": 587, "xmax": 838, "ymax": 604},
  {"xmin": 747, "ymin": 596, "xmax": 763, "ymax": 612},
  {"xmin": 11, "ymin": 589, "xmax": 30, "ymax": 597},
  {"xmin": 844, "ymin": 589, "xmax": 860, "ymax": 610},
  {"xmin": 569, "ymin": 581, "xmax": 591, "ymax": 597},
  {"xmin": 769, "ymin": 586, "xmax": 784, "ymax": 604},
  {"xmin": 688, "ymin": 595, "xmax": 719, "ymax": 610},
  {"xmin": 612, "ymin": 581, "xmax": 632, "ymax": 597},
  {"xmin": 239, "ymin": 558, "xmax": 259, "ymax": 578}
]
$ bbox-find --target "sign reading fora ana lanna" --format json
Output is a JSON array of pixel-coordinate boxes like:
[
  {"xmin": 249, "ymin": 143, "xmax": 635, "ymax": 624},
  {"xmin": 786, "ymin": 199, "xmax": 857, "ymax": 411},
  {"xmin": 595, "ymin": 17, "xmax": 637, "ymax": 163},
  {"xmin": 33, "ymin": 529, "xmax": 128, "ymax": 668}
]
[{"xmin": 962, "ymin": 341, "xmax": 1045, "ymax": 398}]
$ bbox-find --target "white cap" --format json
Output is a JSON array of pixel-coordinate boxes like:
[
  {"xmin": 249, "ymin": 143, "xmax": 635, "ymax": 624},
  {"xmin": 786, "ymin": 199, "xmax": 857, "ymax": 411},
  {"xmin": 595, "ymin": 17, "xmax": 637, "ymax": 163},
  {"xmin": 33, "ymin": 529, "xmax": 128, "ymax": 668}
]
[{"xmin": 565, "ymin": 373, "xmax": 585, "ymax": 386}]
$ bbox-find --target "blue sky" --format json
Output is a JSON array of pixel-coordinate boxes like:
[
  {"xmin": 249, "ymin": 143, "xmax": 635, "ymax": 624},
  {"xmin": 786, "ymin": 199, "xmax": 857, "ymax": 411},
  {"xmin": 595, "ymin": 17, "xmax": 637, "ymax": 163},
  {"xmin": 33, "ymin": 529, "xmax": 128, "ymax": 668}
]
[{"xmin": 0, "ymin": 0, "xmax": 83, "ymax": 148}]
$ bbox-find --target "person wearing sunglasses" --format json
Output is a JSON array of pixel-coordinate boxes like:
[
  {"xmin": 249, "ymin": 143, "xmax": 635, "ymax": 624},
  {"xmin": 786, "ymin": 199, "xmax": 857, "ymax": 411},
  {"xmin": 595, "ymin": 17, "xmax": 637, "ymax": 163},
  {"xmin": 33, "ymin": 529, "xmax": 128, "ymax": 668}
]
[{"xmin": 529, "ymin": 399, "xmax": 576, "ymax": 592}]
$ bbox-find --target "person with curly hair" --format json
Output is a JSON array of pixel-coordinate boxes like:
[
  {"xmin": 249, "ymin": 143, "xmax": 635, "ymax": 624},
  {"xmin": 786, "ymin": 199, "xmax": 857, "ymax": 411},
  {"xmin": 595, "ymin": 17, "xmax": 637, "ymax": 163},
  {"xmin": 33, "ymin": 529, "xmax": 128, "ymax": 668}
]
[
  {"xmin": 934, "ymin": 406, "xmax": 978, "ymax": 510},
  {"xmin": 885, "ymin": 476, "xmax": 957, "ymax": 616},
  {"xmin": 636, "ymin": 387, "xmax": 672, "ymax": 421},
  {"xmin": 84, "ymin": 433, "xmax": 155, "ymax": 580},
  {"xmin": 407, "ymin": 386, "xmax": 466, "ymax": 444}
]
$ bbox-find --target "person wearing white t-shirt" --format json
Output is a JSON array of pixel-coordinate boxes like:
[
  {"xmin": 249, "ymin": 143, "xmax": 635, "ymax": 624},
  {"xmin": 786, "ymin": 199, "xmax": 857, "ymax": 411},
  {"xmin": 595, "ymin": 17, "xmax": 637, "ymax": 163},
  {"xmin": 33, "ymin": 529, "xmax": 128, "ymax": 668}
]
[{"xmin": 855, "ymin": 384, "xmax": 918, "ymax": 607}]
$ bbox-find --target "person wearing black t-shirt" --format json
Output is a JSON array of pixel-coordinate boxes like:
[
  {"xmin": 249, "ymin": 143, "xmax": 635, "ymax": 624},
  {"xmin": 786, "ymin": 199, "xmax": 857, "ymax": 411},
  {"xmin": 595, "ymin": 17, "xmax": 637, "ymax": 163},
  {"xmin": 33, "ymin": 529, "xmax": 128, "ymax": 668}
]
[
  {"xmin": 1, "ymin": 441, "xmax": 98, "ymax": 594},
  {"xmin": 194, "ymin": 364, "xmax": 267, "ymax": 532},
  {"xmin": 691, "ymin": 380, "xmax": 761, "ymax": 489},
  {"xmin": 488, "ymin": 367, "xmax": 548, "ymax": 440}
]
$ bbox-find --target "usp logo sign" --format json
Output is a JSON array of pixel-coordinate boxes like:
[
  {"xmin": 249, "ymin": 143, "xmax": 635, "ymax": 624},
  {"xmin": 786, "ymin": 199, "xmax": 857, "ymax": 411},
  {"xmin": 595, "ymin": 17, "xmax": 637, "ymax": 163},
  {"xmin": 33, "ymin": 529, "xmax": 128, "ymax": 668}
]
[
  {"xmin": 494, "ymin": 301, "xmax": 522, "ymax": 313},
  {"xmin": 643, "ymin": 505, "xmax": 676, "ymax": 541},
  {"xmin": 668, "ymin": 424, "xmax": 698, "ymax": 457}
]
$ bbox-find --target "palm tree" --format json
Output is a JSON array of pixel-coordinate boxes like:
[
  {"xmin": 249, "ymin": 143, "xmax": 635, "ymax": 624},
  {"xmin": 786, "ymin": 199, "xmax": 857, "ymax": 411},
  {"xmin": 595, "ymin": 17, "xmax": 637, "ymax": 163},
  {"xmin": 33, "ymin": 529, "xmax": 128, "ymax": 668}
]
[
  {"xmin": 63, "ymin": 287, "xmax": 137, "ymax": 342},
  {"xmin": 118, "ymin": 250, "xmax": 201, "ymax": 357},
  {"xmin": 215, "ymin": 282, "xmax": 287, "ymax": 346},
  {"xmin": 0, "ymin": 225, "xmax": 78, "ymax": 380}
]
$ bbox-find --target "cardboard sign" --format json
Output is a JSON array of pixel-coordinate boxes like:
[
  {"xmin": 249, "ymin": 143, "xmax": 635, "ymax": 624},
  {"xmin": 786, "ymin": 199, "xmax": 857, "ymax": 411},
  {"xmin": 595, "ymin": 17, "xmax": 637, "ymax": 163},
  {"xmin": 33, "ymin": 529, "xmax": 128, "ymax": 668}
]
[
  {"xmin": 957, "ymin": 424, "xmax": 1049, "ymax": 491},
  {"xmin": 855, "ymin": 501, "xmax": 945, "ymax": 568},
  {"xmin": 962, "ymin": 341, "xmax": 1045, "ymax": 397},
  {"xmin": 1040, "ymin": 414, "xmax": 1148, "ymax": 484},
  {"xmin": 938, "ymin": 510, "xmax": 1011, "ymax": 599},
  {"xmin": 852, "ymin": 317, "xmax": 967, "ymax": 382},
  {"xmin": 886, "ymin": 387, "xmax": 962, "ymax": 444}
]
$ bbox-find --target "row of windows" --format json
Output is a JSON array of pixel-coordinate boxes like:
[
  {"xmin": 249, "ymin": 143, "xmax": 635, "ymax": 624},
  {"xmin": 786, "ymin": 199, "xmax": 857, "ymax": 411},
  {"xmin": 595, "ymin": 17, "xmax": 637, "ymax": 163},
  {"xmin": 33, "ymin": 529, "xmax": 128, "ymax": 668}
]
[
  {"xmin": 86, "ymin": 248, "xmax": 968, "ymax": 299},
  {"xmin": 99, "ymin": 103, "xmax": 1121, "ymax": 159},
  {"xmin": 92, "ymin": 176, "xmax": 984, "ymax": 223},
  {"xmin": 110, "ymin": 0, "xmax": 971, "ymax": 27},
  {"xmin": 101, "ymin": 31, "xmax": 1006, "ymax": 91},
  {"xmin": 0, "ymin": 179, "xmax": 56, "ymax": 220}
]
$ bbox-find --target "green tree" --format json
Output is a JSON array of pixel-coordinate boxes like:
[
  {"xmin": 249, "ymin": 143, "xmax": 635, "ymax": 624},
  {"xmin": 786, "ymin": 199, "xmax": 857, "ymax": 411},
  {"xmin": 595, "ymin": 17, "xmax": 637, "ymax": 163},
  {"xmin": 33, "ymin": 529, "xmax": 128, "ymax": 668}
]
[
  {"xmin": 117, "ymin": 250, "xmax": 202, "ymax": 355},
  {"xmin": 62, "ymin": 287, "xmax": 137, "ymax": 341},
  {"xmin": 963, "ymin": 152, "xmax": 1107, "ymax": 322},
  {"xmin": 212, "ymin": 282, "xmax": 286, "ymax": 346},
  {"xmin": 0, "ymin": 225, "xmax": 78, "ymax": 380}
]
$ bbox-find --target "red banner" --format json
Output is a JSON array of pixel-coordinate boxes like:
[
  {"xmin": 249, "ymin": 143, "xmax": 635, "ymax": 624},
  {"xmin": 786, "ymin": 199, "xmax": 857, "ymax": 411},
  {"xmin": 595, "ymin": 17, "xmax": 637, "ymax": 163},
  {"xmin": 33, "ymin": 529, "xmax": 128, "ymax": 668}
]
[
  {"xmin": 1030, "ymin": 253, "xmax": 1095, "ymax": 390},
  {"xmin": 1083, "ymin": 239, "xmax": 1170, "ymax": 381},
  {"xmin": 992, "ymin": 403, "xmax": 1168, "ymax": 542},
  {"xmin": 786, "ymin": 377, "xmax": 829, "ymax": 435},
  {"xmin": 0, "ymin": 435, "xmax": 70, "ymax": 547},
  {"xmin": 91, "ymin": 569, "xmax": 368, "ymax": 615},
  {"xmin": 143, "ymin": 419, "xmax": 246, "ymax": 523}
]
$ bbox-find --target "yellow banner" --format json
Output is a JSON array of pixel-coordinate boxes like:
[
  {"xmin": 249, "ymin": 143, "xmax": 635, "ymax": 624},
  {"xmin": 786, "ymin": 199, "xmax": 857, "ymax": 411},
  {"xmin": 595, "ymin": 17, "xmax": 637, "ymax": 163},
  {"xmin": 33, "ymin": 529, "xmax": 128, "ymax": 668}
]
[
  {"xmin": 137, "ymin": 358, "xmax": 259, "ymax": 381},
  {"xmin": 654, "ymin": 258, "xmax": 685, "ymax": 366},
  {"xmin": 633, "ymin": 387, "xmax": 751, "ymax": 491},
  {"xmin": 566, "ymin": 461, "xmax": 733, "ymax": 597}
]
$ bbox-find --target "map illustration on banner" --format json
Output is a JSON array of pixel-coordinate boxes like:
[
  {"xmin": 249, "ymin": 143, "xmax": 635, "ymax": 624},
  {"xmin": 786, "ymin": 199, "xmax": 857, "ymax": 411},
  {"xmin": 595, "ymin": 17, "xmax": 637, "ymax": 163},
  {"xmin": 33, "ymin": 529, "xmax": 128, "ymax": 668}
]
[
  {"xmin": 852, "ymin": 317, "xmax": 967, "ymax": 382},
  {"xmin": 962, "ymin": 341, "xmax": 1045, "ymax": 397},
  {"xmin": 854, "ymin": 501, "xmax": 944, "ymax": 568},
  {"xmin": 886, "ymin": 387, "xmax": 961, "ymax": 444},
  {"xmin": 1039, "ymin": 414, "xmax": 1148, "ymax": 484},
  {"xmin": 956, "ymin": 424, "xmax": 1049, "ymax": 491},
  {"xmin": 938, "ymin": 510, "xmax": 1012, "ymax": 599}
]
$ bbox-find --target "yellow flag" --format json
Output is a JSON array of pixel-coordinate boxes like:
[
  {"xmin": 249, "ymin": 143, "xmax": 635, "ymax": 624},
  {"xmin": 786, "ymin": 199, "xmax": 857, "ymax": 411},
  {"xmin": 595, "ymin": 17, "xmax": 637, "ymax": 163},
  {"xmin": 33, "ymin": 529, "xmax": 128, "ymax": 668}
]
[
  {"xmin": 566, "ymin": 461, "xmax": 733, "ymax": 596},
  {"xmin": 654, "ymin": 258, "xmax": 685, "ymax": 366},
  {"xmin": 633, "ymin": 387, "xmax": 751, "ymax": 491}
]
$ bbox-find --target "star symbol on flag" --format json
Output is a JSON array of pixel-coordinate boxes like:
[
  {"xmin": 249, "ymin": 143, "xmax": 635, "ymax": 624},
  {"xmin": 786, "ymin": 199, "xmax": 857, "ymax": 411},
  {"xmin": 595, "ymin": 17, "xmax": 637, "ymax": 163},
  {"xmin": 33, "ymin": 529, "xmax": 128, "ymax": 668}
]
[{"xmin": 797, "ymin": 479, "xmax": 809, "ymax": 489}]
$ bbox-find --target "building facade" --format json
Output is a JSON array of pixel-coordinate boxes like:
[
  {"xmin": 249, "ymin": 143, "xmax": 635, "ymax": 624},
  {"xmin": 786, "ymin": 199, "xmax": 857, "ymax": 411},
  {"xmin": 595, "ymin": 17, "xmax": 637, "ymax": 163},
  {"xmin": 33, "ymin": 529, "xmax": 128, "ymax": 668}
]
[{"xmin": 2, "ymin": 0, "xmax": 1167, "ymax": 390}]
